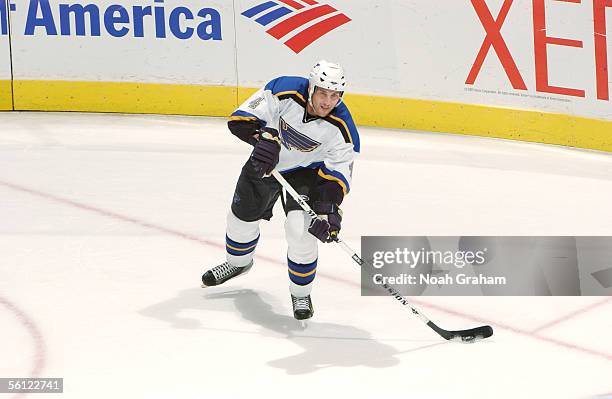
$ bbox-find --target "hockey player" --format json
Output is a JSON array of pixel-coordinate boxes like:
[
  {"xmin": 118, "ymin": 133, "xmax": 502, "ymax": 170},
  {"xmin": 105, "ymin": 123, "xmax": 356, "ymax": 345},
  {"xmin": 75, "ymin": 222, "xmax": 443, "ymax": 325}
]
[{"xmin": 201, "ymin": 60, "xmax": 360, "ymax": 320}]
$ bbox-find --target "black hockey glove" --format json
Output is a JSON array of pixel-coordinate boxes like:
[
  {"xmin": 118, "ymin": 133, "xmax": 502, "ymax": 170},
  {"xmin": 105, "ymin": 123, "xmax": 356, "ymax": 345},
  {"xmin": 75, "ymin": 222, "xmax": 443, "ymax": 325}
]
[
  {"xmin": 308, "ymin": 201, "xmax": 342, "ymax": 243},
  {"xmin": 250, "ymin": 127, "xmax": 281, "ymax": 178}
]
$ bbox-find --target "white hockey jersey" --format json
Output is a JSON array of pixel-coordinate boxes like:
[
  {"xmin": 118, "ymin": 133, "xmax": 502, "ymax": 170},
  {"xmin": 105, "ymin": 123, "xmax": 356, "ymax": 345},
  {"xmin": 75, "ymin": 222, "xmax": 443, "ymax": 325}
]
[{"xmin": 230, "ymin": 76, "xmax": 360, "ymax": 195}]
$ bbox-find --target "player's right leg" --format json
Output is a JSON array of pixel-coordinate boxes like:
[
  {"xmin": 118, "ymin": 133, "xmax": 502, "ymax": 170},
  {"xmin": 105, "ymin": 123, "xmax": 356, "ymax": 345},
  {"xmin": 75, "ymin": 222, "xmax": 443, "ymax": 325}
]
[
  {"xmin": 202, "ymin": 160, "xmax": 281, "ymax": 287},
  {"xmin": 201, "ymin": 211, "xmax": 259, "ymax": 286}
]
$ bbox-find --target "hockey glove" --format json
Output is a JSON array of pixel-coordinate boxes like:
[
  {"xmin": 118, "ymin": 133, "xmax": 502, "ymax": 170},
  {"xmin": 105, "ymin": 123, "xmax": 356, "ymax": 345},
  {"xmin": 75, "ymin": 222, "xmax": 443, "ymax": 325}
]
[
  {"xmin": 308, "ymin": 201, "xmax": 342, "ymax": 243},
  {"xmin": 250, "ymin": 127, "xmax": 281, "ymax": 178}
]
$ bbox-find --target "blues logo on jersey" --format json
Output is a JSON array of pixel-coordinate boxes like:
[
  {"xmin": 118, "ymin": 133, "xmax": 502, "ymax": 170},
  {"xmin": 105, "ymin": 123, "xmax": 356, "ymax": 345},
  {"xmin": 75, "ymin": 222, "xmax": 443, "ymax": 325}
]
[{"xmin": 279, "ymin": 117, "xmax": 321, "ymax": 152}]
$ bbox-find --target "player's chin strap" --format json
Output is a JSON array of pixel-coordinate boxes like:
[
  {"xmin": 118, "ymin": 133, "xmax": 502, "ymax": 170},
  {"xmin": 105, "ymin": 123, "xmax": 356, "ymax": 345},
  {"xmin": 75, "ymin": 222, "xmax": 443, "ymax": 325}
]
[{"xmin": 271, "ymin": 169, "xmax": 494, "ymax": 343}]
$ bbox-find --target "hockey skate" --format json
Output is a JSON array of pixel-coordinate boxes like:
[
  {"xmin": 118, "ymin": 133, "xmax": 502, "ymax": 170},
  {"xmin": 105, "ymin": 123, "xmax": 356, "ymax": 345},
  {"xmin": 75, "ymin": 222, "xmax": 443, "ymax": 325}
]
[
  {"xmin": 201, "ymin": 260, "xmax": 253, "ymax": 287},
  {"xmin": 291, "ymin": 294, "xmax": 314, "ymax": 320}
]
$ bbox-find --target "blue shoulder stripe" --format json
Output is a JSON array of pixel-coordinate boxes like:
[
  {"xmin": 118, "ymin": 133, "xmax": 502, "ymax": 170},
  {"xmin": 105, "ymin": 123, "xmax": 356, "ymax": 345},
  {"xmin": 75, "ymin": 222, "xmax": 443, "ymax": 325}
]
[
  {"xmin": 326, "ymin": 103, "xmax": 360, "ymax": 153},
  {"xmin": 264, "ymin": 76, "xmax": 309, "ymax": 98}
]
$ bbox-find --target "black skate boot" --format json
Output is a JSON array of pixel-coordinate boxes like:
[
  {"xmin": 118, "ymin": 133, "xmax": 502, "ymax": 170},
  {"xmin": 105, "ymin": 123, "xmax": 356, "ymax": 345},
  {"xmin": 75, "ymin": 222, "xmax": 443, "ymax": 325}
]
[
  {"xmin": 201, "ymin": 261, "xmax": 253, "ymax": 287},
  {"xmin": 291, "ymin": 294, "xmax": 314, "ymax": 320}
]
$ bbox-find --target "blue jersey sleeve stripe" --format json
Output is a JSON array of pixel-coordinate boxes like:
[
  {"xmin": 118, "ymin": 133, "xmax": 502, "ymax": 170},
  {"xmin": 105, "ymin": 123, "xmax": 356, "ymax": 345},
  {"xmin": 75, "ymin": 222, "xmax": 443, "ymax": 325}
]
[
  {"xmin": 321, "ymin": 166, "xmax": 350, "ymax": 189},
  {"xmin": 230, "ymin": 110, "xmax": 266, "ymax": 126},
  {"xmin": 231, "ymin": 110, "xmax": 257, "ymax": 119},
  {"xmin": 318, "ymin": 166, "xmax": 350, "ymax": 194}
]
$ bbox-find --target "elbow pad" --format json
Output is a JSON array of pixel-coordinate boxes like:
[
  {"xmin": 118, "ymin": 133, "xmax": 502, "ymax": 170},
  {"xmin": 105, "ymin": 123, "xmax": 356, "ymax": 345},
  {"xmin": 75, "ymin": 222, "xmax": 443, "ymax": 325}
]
[{"xmin": 228, "ymin": 120, "xmax": 260, "ymax": 146}]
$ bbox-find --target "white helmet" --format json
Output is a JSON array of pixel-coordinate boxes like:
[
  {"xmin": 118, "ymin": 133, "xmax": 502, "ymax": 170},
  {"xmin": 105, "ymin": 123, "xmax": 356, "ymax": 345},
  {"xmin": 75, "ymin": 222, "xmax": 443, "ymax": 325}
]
[{"xmin": 308, "ymin": 60, "xmax": 346, "ymax": 103}]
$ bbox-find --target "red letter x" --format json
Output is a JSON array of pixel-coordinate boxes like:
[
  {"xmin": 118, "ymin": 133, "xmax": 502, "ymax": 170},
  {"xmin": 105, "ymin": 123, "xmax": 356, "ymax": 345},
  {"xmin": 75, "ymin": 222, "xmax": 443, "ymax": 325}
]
[{"xmin": 466, "ymin": 0, "xmax": 527, "ymax": 90}]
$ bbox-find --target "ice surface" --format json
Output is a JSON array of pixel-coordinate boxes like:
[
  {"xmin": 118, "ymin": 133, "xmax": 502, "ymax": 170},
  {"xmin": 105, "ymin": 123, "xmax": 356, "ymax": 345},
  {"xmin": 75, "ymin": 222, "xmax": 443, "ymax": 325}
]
[{"xmin": 0, "ymin": 112, "xmax": 611, "ymax": 399}]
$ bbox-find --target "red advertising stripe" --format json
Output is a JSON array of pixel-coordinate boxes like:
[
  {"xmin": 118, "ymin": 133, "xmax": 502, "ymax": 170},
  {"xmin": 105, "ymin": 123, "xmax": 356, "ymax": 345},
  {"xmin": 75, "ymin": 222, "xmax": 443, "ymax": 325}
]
[
  {"xmin": 277, "ymin": 0, "xmax": 305, "ymax": 9},
  {"xmin": 285, "ymin": 13, "xmax": 351, "ymax": 53},
  {"xmin": 301, "ymin": 0, "xmax": 318, "ymax": 4},
  {"xmin": 267, "ymin": 4, "xmax": 336, "ymax": 39}
]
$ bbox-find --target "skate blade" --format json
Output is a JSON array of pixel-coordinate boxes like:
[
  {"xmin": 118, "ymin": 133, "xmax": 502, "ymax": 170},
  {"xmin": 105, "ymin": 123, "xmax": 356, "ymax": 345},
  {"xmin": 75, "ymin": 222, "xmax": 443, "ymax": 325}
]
[{"xmin": 200, "ymin": 266, "xmax": 252, "ymax": 288}]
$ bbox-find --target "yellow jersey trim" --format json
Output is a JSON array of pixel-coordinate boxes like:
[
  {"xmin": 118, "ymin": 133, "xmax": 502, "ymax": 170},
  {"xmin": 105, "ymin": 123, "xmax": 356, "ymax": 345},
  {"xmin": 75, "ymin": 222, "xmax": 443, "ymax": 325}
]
[{"xmin": 317, "ymin": 169, "xmax": 348, "ymax": 195}]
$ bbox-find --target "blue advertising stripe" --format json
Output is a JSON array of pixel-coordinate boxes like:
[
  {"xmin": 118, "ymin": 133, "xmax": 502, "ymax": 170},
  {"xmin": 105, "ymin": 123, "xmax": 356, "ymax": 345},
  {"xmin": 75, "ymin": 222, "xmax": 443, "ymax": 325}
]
[
  {"xmin": 255, "ymin": 6, "xmax": 292, "ymax": 26},
  {"xmin": 226, "ymin": 234, "xmax": 260, "ymax": 249},
  {"xmin": 0, "ymin": 1, "xmax": 7, "ymax": 35},
  {"xmin": 242, "ymin": 1, "xmax": 278, "ymax": 18}
]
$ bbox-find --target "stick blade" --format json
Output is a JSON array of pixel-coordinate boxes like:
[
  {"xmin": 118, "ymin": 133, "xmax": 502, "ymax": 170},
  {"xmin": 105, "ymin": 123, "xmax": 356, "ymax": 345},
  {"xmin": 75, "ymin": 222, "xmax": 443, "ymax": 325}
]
[
  {"xmin": 428, "ymin": 321, "xmax": 493, "ymax": 343},
  {"xmin": 450, "ymin": 325, "xmax": 494, "ymax": 343}
]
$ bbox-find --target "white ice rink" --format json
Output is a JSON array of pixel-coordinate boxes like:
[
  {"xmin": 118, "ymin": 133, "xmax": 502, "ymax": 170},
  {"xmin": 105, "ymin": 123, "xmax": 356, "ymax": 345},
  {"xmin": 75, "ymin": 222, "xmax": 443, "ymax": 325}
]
[{"xmin": 1, "ymin": 112, "xmax": 611, "ymax": 399}]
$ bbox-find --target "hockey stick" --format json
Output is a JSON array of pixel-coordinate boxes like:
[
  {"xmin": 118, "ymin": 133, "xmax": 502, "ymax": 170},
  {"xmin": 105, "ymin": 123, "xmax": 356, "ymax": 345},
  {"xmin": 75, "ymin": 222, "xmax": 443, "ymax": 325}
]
[{"xmin": 271, "ymin": 170, "xmax": 494, "ymax": 343}]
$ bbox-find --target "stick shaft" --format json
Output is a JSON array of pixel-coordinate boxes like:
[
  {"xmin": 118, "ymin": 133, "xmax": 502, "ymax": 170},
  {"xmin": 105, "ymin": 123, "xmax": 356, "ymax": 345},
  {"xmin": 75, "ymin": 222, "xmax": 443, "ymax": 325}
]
[{"xmin": 271, "ymin": 170, "xmax": 433, "ymax": 325}]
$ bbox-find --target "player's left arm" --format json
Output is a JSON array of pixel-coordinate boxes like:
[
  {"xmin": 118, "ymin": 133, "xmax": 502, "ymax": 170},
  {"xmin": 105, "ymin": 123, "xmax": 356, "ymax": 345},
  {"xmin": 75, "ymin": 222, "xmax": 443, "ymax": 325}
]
[
  {"xmin": 317, "ymin": 143, "xmax": 355, "ymax": 204},
  {"xmin": 308, "ymin": 141, "xmax": 357, "ymax": 242}
]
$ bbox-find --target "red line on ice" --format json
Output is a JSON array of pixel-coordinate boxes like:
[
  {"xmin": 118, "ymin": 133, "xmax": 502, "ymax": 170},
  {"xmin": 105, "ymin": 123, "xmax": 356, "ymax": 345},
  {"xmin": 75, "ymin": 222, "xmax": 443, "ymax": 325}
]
[
  {"xmin": 0, "ymin": 179, "xmax": 281, "ymax": 267},
  {"xmin": 530, "ymin": 297, "xmax": 612, "ymax": 334},
  {"xmin": 0, "ymin": 296, "xmax": 46, "ymax": 399},
  {"xmin": 2, "ymin": 179, "xmax": 611, "ymax": 362}
]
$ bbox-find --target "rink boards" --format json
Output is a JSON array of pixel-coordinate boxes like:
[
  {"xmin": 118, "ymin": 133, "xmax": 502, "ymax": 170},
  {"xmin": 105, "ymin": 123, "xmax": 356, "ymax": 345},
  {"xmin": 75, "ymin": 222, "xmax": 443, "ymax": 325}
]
[{"xmin": 0, "ymin": 0, "xmax": 611, "ymax": 151}]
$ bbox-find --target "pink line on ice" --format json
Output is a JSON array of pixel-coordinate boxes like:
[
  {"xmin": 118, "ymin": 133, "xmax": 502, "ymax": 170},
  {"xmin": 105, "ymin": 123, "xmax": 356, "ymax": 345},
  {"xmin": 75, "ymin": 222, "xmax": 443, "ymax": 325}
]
[
  {"xmin": 1, "ymin": 179, "xmax": 611, "ymax": 363},
  {"xmin": 0, "ymin": 296, "xmax": 46, "ymax": 399},
  {"xmin": 530, "ymin": 297, "xmax": 612, "ymax": 334},
  {"xmin": 0, "ymin": 179, "xmax": 283, "ymax": 267}
]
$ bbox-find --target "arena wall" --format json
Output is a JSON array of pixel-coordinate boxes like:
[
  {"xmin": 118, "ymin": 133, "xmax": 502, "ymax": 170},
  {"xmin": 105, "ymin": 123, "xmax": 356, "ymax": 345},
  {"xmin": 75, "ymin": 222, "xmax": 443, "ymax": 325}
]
[{"xmin": 1, "ymin": 0, "xmax": 610, "ymax": 150}]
